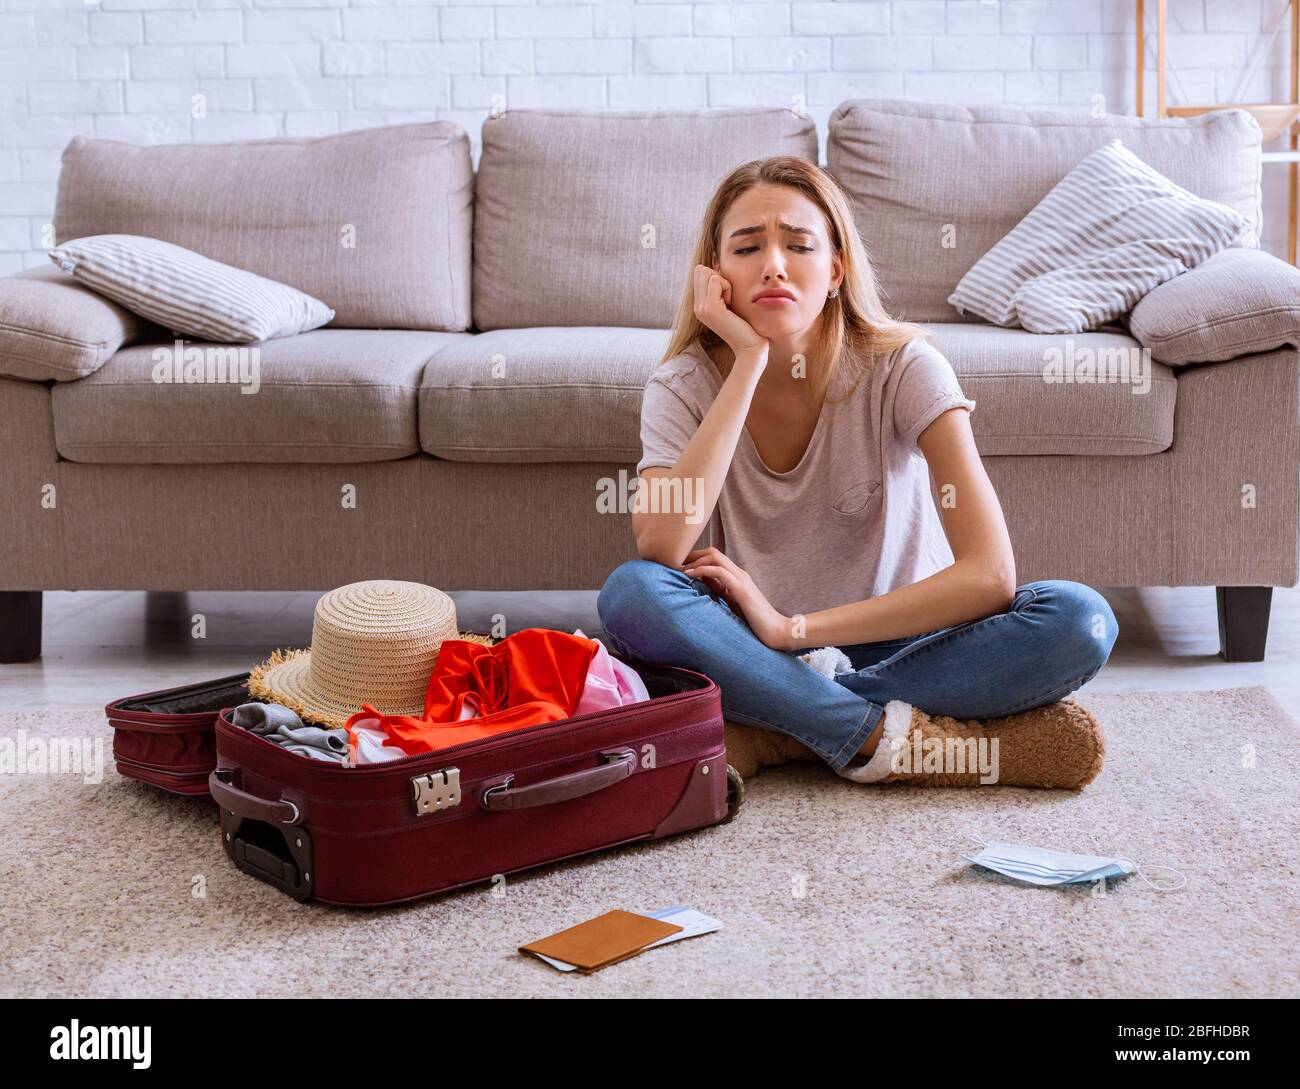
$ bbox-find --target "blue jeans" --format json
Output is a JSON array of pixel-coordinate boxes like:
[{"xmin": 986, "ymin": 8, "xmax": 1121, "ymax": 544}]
[{"xmin": 596, "ymin": 559, "xmax": 1118, "ymax": 773}]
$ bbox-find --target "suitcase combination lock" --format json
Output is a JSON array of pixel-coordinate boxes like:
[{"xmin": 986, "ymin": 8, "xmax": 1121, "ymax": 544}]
[{"xmin": 411, "ymin": 767, "xmax": 461, "ymax": 815}]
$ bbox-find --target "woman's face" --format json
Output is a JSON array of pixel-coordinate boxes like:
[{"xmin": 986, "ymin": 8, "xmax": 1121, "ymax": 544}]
[{"xmin": 714, "ymin": 183, "xmax": 843, "ymax": 341}]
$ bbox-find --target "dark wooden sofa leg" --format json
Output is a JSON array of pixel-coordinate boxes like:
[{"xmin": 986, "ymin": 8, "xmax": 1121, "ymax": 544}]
[
  {"xmin": 0, "ymin": 590, "xmax": 43, "ymax": 663},
  {"xmin": 1216, "ymin": 586, "xmax": 1272, "ymax": 662}
]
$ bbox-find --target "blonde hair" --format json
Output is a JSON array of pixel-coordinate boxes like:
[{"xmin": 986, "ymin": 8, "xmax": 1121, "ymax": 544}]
[{"xmin": 663, "ymin": 155, "xmax": 934, "ymax": 405}]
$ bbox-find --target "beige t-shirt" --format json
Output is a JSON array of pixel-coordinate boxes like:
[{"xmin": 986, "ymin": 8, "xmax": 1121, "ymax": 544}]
[{"xmin": 636, "ymin": 335, "xmax": 977, "ymax": 619}]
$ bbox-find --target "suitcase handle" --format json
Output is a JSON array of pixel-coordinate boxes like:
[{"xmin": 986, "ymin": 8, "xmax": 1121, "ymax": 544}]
[
  {"xmin": 481, "ymin": 748, "xmax": 635, "ymax": 811},
  {"xmin": 209, "ymin": 767, "xmax": 301, "ymax": 825}
]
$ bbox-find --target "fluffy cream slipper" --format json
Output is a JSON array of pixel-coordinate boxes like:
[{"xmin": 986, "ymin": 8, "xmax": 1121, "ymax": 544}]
[{"xmin": 837, "ymin": 698, "xmax": 1105, "ymax": 790}]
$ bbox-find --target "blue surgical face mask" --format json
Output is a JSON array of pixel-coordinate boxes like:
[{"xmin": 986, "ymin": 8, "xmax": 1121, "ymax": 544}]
[{"xmin": 961, "ymin": 837, "xmax": 1186, "ymax": 891}]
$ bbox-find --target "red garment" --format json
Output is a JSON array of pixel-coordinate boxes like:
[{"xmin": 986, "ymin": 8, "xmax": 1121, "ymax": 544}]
[{"xmin": 344, "ymin": 627, "xmax": 600, "ymax": 757}]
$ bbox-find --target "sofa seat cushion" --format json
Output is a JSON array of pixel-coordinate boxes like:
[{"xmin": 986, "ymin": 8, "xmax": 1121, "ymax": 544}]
[
  {"xmin": 52, "ymin": 329, "xmax": 467, "ymax": 464},
  {"xmin": 927, "ymin": 324, "xmax": 1177, "ymax": 456},
  {"xmin": 420, "ymin": 327, "xmax": 670, "ymax": 462},
  {"xmin": 419, "ymin": 325, "xmax": 1174, "ymax": 465}
]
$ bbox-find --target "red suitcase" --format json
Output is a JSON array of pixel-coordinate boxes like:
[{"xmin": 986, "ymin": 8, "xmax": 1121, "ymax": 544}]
[
  {"xmin": 106, "ymin": 673, "xmax": 253, "ymax": 800},
  {"xmin": 209, "ymin": 653, "xmax": 742, "ymax": 907}
]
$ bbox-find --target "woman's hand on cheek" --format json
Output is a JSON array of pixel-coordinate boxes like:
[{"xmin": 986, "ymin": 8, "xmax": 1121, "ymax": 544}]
[{"xmin": 681, "ymin": 547, "xmax": 794, "ymax": 652}]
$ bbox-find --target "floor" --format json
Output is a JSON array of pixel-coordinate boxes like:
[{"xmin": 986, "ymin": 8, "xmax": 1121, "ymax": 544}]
[
  {"xmin": 6, "ymin": 684, "xmax": 1294, "ymax": 998},
  {"xmin": 2, "ymin": 584, "xmax": 1298, "ymax": 715},
  {"xmin": 3, "ymin": 583, "xmax": 1296, "ymax": 1000}
]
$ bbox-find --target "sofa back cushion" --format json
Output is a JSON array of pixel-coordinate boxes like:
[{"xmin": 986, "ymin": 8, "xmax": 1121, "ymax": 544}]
[
  {"xmin": 827, "ymin": 99, "xmax": 1263, "ymax": 323},
  {"xmin": 472, "ymin": 108, "xmax": 817, "ymax": 331},
  {"xmin": 53, "ymin": 123, "xmax": 473, "ymax": 332}
]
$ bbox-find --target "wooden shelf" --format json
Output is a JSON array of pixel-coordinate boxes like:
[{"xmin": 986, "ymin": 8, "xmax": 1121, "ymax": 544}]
[
  {"xmin": 1165, "ymin": 104, "xmax": 1300, "ymax": 143},
  {"xmin": 1137, "ymin": 1, "xmax": 1300, "ymax": 264}
]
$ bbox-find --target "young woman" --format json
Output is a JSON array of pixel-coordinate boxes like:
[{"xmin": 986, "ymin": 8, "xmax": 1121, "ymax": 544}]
[{"xmin": 597, "ymin": 156, "xmax": 1117, "ymax": 783}]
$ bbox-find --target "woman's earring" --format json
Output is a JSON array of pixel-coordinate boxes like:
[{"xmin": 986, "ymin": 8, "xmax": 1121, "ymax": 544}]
[{"xmin": 828, "ymin": 287, "xmax": 840, "ymax": 299}]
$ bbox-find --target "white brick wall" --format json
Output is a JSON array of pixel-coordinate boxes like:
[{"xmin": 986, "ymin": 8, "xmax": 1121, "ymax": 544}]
[{"xmin": 1, "ymin": 0, "xmax": 1296, "ymax": 274}]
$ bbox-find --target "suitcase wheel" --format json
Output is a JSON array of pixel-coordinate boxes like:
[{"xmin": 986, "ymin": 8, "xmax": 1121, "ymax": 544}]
[{"xmin": 724, "ymin": 763, "xmax": 744, "ymax": 821}]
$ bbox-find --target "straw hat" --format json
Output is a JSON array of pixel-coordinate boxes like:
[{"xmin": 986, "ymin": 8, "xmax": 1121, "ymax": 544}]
[{"xmin": 247, "ymin": 579, "xmax": 495, "ymax": 730}]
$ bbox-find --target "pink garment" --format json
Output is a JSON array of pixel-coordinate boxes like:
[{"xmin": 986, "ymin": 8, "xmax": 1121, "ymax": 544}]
[
  {"xmin": 571, "ymin": 628, "xmax": 652, "ymax": 715},
  {"xmin": 348, "ymin": 629, "xmax": 649, "ymax": 765}
]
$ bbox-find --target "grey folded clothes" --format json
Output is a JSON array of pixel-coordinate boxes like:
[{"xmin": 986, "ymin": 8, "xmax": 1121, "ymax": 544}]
[{"xmin": 229, "ymin": 701, "xmax": 348, "ymax": 763}]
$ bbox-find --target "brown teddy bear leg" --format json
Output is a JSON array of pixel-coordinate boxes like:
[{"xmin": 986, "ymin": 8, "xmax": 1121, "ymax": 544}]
[{"xmin": 724, "ymin": 718, "xmax": 822, "ymax": 779}]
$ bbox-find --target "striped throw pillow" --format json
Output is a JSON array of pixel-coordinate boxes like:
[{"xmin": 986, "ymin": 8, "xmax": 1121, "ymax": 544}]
[
  {"xmin": 48, "ymin": 234, "xmax": 335, "ymax": 343},
  {"xmin": 947, "ymin": 139, "xmax": 1249, "ymax": 335}
]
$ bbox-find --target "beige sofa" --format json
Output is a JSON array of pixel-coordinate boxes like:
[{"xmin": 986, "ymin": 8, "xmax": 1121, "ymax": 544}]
[{"xmin": 1, "ymin": 100, "xmax": 1296, "ymax": 664}]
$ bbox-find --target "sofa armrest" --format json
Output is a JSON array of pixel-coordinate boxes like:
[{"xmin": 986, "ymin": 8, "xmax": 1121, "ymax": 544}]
[
  {"xmin": 1127, "ymin": 247, "xmax": 1300, "ymax": 366},
  {"xmin": 0, "ymin": 264, "xmax": 151, "ymax": 382}
]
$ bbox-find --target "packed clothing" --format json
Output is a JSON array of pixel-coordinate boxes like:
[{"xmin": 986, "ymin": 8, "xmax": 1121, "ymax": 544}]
[
  {"xmin": 230, "ymin": 627, "xmax": 649, "ymax": 766},
  {"xmin": 229, "ymin": 701, "xmax": 348, "ymax": 763}
]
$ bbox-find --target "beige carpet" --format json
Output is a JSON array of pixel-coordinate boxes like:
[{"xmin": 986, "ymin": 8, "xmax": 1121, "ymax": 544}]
[{"xmin": 1, "ymin": 687, "xmax": 1296, "ymax": 998}]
